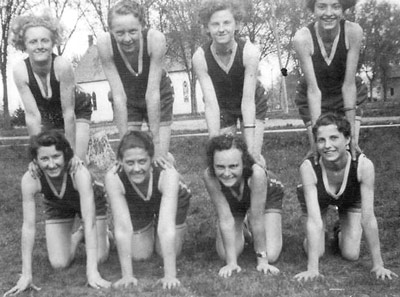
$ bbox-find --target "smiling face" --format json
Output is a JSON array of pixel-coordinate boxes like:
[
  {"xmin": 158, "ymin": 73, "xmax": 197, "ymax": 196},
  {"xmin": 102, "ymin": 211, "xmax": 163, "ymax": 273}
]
[
  {"xmin": 36, "ymin": 145, "xmax": 66, "ymax": 178},
  {"xmin": 213, "ymin": 148, "xmax": 244, "ymax": 188},
  {"xmin": 314, "ymin": 0, "xmax": 343, "ymax": 32},
  {"xmin": 24, "ymin": 26, "xmax": 54, "ymax": 63},
  {"xmin": 206, "ymin": 9, "xmax": 237, "ymax": 46},
  {"xmin": 121, "ymin": 147, "xmax": 152, "ymax": 184},
  {"xmin": 110, "ymin": 13, "xmax": 142, "ymax": 54},
  {"xmin": 316, "ymin": 124, "xmax": 350, "ymax": 163}
]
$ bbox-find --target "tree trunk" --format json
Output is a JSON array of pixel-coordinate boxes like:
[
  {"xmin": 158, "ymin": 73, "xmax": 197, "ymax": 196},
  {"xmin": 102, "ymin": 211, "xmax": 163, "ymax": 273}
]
[
  {"xmin": 189, "ymin": 68, "xmax": 198, "ymax": 115},
  {"xmin": 1, "ymin": 62, "xmax": 11, "ymax": 130}
]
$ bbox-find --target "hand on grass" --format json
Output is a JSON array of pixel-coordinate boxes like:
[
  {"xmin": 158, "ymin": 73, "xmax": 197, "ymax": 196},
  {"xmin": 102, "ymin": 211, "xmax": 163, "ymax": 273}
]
[
  {"xmin": 294, "ymin": 270, "xmax": 323, "ymax": 282},
  {"xmin": 3, "ymin": 274, "xmax": 40, "ymax": 296},
  {"xmin": 112, "ymin": 275, "xmax": 138, "ymax": 288},
  {"xmin": 371, "ymin": 266, "xmax": 398, "ymax": 280},
  {"xmin": 256, "ymin": 262, "xmax": 280, "ymax": 275},
  {"xmin": 158, "ymin": 276, "xmax": 181, "ymax": 289},
  {"xmin": 218, "ymin": 263, "xmax": 241, "ymax": 278},
  {"xmin": 87, "ymin": 271, "xmax": 111, "ymax": 289}
]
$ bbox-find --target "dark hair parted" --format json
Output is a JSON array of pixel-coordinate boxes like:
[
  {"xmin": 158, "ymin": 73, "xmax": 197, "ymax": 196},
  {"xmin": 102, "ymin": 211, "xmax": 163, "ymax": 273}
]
[
  {"xmin": 10, "ymin": 10, "xmax": 64, "ymax": 52},
  {"xmin": 305, "ymin": 0, "xmax": 357, "ymax": 12},
  {"xmin": 108, "ymin": 0, "xmax": 146, "ymax": 30},
  {"xmin": 206, "ymin": 134, "xmax": 255, "ymax": 178},
  {"xmin": 117, "ymin": 131, "xmax": 154, "ymax": 160},
  {"xmin": 312, "ymin": 113, "xmax": 351, "ymax": 140},
  {"xmin": 198, "ymin": 0, "xmax": 245, "ymax": 27},
  {"xmin": 29, "ymin": 130, "xmax": 74, "ymax": 164}
]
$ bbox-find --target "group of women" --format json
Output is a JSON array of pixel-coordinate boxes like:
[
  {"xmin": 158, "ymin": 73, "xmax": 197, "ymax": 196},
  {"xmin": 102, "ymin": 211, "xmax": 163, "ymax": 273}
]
[{"xmin": 3, "ymin": 0, "xmax": 397, "ymax": 295}]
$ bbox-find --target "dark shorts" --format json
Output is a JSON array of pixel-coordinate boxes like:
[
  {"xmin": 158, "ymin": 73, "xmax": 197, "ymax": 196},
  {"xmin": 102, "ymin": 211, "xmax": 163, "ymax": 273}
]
[
  {"xmin": 75, "ymin": 86, "xmax": 93, "ymax": 123},
  {"xmin": 265, "ymin": 171, "xmax": 284, "ymax": 213},
  {"xmin": 131, "ymin": 185, "xmax": 191, "ymax": 231},
  {"xmin": 295, "ymin": 76, "xmax": 368, "ymax": 124},
  {"xmin": 43, "ymin": 182, "xmax": 108, "ymax": 221},
  {"xmin": 128, "ymin": 75, "xmax": 174, "ymax": 126},
  {"xmin": 220, "ymin": 83, "xmax": 268, "ymax": 128},
  {"xmin": 296, "ymin": 184, "xmax": 361, "ymax": 216}
]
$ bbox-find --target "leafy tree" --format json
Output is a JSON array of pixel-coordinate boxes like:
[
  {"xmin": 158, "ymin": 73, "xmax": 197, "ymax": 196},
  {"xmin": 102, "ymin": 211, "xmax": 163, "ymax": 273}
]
[
  {"xmin": 357, "ymin": 0, "xmax": 400, "ymax": 100},
  {"xmin": 0, "ymin": 0, "xmax": 28, "ymax": 129}
]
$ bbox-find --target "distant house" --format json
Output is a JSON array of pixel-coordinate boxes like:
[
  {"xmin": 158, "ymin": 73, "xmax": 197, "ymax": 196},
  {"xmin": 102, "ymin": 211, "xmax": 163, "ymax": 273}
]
[
  {"xmin": 387, "ymin": 65, "xmax": 400, "ymax": 100},
  {"xmin": 74, "ymin": 37, "xmax": 204, "ymax": 123}
]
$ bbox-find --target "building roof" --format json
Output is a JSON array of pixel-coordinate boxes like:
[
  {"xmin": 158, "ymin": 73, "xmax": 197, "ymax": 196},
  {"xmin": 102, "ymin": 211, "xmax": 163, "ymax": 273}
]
[{"xmin": 75, "ymin": 45, "xmax": 106, "ymax": 83}]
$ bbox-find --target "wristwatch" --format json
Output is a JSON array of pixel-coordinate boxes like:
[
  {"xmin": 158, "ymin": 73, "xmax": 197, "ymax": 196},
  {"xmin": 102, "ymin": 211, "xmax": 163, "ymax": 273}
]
[{"xmin": 256, "ymin": 251, "xmax": 268, "ymax": 258}]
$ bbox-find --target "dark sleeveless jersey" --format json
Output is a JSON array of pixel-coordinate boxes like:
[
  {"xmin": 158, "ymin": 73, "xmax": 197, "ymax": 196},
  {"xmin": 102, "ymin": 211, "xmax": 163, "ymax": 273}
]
[
  {"xmin": 39, "ymin": 173, "xmax": 81, "ymax": 213},
  {"xmin": 219, "ymin": 170, "xmax": 284, "ymax": 217},
  {"xmin": 118, "ymin": 165, "xmax": 191, "ymax": 231},
  {"xmin": 110, "ymin": 30, "xmax": 172, "ymax": 119},
  {"xmin": 202, "ymin": 38, "xmax": 246, "ymax": 113},
  {"xmin": 25, "ymin": 54, "xmax": 64, "ymax": 129},
  {"xmin": 309, "ymin": 19, "xmax": 347, "ymax": 96},
  {"xmin": 309, "ymin": 154, "xmax": 361, "ymax": 210}
]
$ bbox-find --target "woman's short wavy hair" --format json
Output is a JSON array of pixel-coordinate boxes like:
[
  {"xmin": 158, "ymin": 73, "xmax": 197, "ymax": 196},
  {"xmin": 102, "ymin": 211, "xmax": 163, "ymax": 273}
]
[
  {"xmin": 29, "ymin": 130, "xmax": 74, "ymax": 165},
  {"xmin": 117, "ymin": 130, "xmax": 154, "ymax": 160},
  {"xmin": 198, "ymin": 0, "xmax": 245, "ymax": 27},
  {"xmin": 305, "ymin": 0, "xmax": 357, "ymax": 12},
  {"xmin": 108, "ymin": 0, "xmax": 146, "ymax": 29},
  {"xmin": 312, "ymin": 113, "xmax": 351, "ymax": 140},
  {"xmin": 206, "ymin": 134, "xmax": 255, "ymax": 179},
  {"xmin": 10, "ymin": 10, "xmax": 64, "ymax": 52}
]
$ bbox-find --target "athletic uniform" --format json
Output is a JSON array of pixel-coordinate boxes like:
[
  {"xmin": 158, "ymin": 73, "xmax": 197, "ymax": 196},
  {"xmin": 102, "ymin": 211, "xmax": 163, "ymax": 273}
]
[
  {"xmin": 297, "ymin": 154, "xmax": 364, "ymax": 215},
  {"xmin": 219, "ymin": 169, "xmax": 284, "ymax": 218},
  {"xmin": 202, "ymin": 38, "xmax": 268, "ymax": 128},
  {"xmin": 110, "ymin": 30, "xmax": 174, "ymax": 125},
  {"xmin": 118, "ymin": 165, "xmax": 191, "ymax": 231},
  {"xmin": 40, "ymin": 173, "xmax": 107, "ymax": 222},
  {"xmin": 25, "ymin": 54, "xmax": 92, "ymax": 130},
  {"xmin": 295, "ymin": 20, "xmax": 367, "ymax": 124}
]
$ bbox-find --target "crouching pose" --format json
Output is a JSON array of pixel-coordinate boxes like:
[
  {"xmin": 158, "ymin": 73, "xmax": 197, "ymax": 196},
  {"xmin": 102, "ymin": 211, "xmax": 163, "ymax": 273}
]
[
  {"xmin": 105, "ymin": 131, "xmax": 191, "ymax": 289},
  {"xmin": 4, "ymin": 131, "xmax": 110, "ymax": 296},
  {"xmin": 204, "ymin": 134, "xmax": 283, "ymax": 278},
  {"xmin": 294, "ymin": 113, "xmax": 398, "ymax": 281}
]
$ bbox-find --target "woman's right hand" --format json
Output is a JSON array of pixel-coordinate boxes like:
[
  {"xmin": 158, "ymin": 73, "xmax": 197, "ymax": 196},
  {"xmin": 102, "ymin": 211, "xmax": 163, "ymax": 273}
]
[{"xmin": 3, "ymin": 275, "xmax": 40, "ymax": 296}]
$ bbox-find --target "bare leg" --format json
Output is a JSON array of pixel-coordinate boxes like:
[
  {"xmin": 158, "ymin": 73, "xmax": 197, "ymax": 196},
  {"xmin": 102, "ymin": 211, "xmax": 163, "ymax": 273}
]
[
  {"xmin": 75, "ymin": 122, "xmax": 90, "ymax": 164},
  {"xmin": 264, "ymin": 212, "xmax": 282, "ymax": 263},
  {"xmin": 96, "ymin": 217, "xmax": 110, "ymax": 263},
  {"xmin": 155, "ymin": 223, "xmax": 187, "ymax": 257},
  {"xmin": 130, "ymin": 223, "xmax": 155, "ymax": 260},
  {"xmin": 338, "ymin": 212, "xmax": 362, "ymax": 261}
]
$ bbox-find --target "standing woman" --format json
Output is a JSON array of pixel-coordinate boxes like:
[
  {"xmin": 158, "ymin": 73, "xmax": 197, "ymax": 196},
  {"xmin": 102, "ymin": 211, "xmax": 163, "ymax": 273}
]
[
  {"xmin": 4, "ymin": 131, "xmax": 110, "ymax": 296},
  {"xmin": 97, "ymin": 0, "xmax": 175, "ymax": 164},
  {"xmin": 10, "ymin": 10, "xmax": 92, "ymax": 162},
  {"xmin": 293, "ymin": 0, "xmax": 367, "ymax": 160},
  {"xmin": 204, "ymin": 135, "xmax": 283, "ymax": 277},
  {"xmin": 193, "ymin": 0, "xmax": 268, "ymax": 166}
]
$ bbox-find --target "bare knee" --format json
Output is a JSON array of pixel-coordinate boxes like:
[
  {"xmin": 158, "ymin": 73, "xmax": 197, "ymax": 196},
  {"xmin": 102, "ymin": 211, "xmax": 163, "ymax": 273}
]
[
  {"xmin": 132, "ymin": 249, "xmax": 153, "ymax": 261},
  {"xmin": 49, "ymin": 256, "xmax": 72, "ymax": 269},
  {"xmin": 341, "ymin": 248, "xmax": 360, "ymax": 261}
]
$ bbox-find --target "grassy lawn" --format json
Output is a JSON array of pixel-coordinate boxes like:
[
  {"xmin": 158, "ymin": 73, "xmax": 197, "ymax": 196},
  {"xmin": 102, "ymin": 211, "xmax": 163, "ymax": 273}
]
[{"xmin": 1, "ymin": 127, "xmax": 399, "ymax": 297}]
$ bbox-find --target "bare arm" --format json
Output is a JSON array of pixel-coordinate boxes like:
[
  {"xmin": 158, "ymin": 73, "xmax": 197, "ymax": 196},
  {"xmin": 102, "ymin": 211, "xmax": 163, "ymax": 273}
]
[
  {"xmin": 203, "ymin": 169, "xmax": 240, "ymax": 277},
  {"xmin": 75, "ymin": 167, "xmax": 110, "ymax": 288},
  {"xmin": 358, "ymin": 156, "xmax": 397, "ymax": 279},
  {"xmin": 342, "ymin": 22, "xmax": 363, "ymax": 156},
  {"xmin": 97, "ymin": 33, "xmax": 129, "ymax": 137},
  {"xmin": 13, "ymin": 61, "xmax": 42, "ymax": 136},
  {"xmin": 192, "ymin": 48, "xmax": 221, "ymax": 138},
  {"xmin": 294, "ymin": 161, "xmax": 324, "ymax": 281},
  {"xmin": 157, "ymin": 167, "xmax": 180, "ymax": 288},
  {"xmin": 241, "ymin": 42, "xmax": 259, "ymax": 155},
  {"xmin": 55, "ymin": 57, "xmax": 76, "ymax": 150},
  {"xmin": 146, "ymin": 30, "xmax": 165, "ymax": 158},
  {"xmin": 4, "ymin": 173, "xmax": 40, "ymax": 296},
  {"xmin": 104, "ymin": 169, "xmax": 137, "ymax": 287}
]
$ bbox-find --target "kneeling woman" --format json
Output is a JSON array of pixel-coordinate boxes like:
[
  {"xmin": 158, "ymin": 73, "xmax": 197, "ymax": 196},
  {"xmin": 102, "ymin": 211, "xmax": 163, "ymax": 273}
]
[
  {"xmin": 204, "ymin": 134, "xmax": 283, "ymax": 277},
  {"xmin": 105, "ymin": 131, "xmax": 191, "ymax": 289},
  {"xmin": 5, "ymin": 131, "xmax": 110, "ymax": 296}
]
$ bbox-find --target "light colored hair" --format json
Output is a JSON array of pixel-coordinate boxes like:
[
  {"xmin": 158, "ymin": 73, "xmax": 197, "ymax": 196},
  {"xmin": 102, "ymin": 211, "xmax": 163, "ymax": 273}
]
[{"xmin": 10, "ymin": 9, "xmax": 64, "ymax": 51}]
